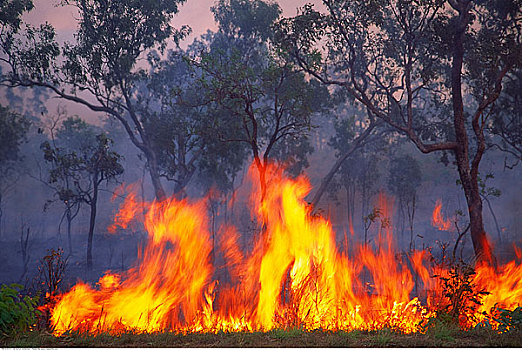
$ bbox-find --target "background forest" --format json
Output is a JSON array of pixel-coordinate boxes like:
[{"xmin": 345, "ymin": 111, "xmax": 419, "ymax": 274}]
[{"xmin": 0, "ymin": 0, "xmax": 520, "ymax": 294}]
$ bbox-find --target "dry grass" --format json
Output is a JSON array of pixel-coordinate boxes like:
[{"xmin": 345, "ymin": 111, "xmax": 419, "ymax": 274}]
[{"xmin": 3, "ymin": 327, "xmax": 522, "ymax": 348}]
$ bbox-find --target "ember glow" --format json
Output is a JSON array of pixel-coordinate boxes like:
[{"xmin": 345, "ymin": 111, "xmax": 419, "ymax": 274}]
[{"xmin": 49, "ymin": 163, "xmax": 522, "ymax": 335}]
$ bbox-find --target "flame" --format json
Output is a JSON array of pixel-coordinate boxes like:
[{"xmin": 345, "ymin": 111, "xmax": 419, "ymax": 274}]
[
  {"xmin": 49, "ymin": 162, "xmax": 522, "ymax": 335},
  {"xmin": 431, "ymin": 199, "xmax": 452, "ymax": 231}
]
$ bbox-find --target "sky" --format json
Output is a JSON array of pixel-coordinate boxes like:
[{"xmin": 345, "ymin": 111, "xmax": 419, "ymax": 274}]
[{"xmin": 23, "ymin": 0, "xmax": 321, "ymax": 45}]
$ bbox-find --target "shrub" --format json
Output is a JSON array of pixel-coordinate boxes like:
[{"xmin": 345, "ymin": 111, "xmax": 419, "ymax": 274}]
[
  {"xmin": 433, "ymin": 260, "xmax": 489, "ymax": 328},
  {"xmin": 0, "ymin": 284, "xmax": 39, "ymax": 336}
]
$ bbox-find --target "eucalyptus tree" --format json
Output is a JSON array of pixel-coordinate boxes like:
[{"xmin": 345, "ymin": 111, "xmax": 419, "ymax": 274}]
[
  {"xmin": 193, "ymin": 0, "xmax": 329, "ymax": 201},
  {"xmin": 278, "ymin": 0, "xmax": 522, "ymax": 262},
  {"xmin": 1, "ymin": 0, "xmax": 189, "ymax": 201},
  {"xmin": 41, "ymin": 116, "xmax": 123, "ymax": 269}
]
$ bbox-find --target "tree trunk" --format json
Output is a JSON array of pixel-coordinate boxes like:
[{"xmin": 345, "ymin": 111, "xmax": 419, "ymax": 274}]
[
  {"xmin": 66, "ymin": 207, "xmax": 73, "ymax": 255},
  {"xmin": 458, "ymin": 171, "xmax": 493, "ymax": 263},
  {"xmin": 482, "ymin": 195, "xmax": 502, "ymax": 243},
  {"xmin": 407, "ymin": 195, "xmax": 416, "ymax": 251},
  {"xmin": 254, "ymin": 155, "xmax": 267, "ymax": 203},
  {"xmin": 87, "ymin": 180, "xmax": 99, "ymax": 271},
  {"xmin": 147, "ymin": 152, "xmax": 167, "ymax": 201},
  {"xmin": 345, "ymin": 185, "xmax": 351, "ymax": 234},
  {"xmin": 451, "ymin": 0, "xmax": 494, "ymax": 264}
]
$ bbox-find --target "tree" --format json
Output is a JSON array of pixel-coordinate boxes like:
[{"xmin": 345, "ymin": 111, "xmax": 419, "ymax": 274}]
[
  {"xmin": 41, "ymin": 116, "xmax": 123, "ymax": 269},
  {"xmin": 0, "ymin": 104, "xmax": 30, "ymax": 239},
  {"xmin": 144, "ymin": 50, "xmax": 248, "ymax": 197},
  {"xmin": 387, "ymin": 154, "xmax": 422, "ymax": 250},
  {"xmin": 194, "ymin": 0, "xmax": 329, "ymax": 201},
  {"xmin": 1, "ymin": 0, "xmax": 189, "ymax": 201},
  {"xmin": 279, "ymin": 0, "xmax": 522, "ymax": 262}
]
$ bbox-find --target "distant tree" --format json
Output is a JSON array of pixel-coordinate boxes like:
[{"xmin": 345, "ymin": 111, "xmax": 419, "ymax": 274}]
[
  {"xmin": 328, "ymin": 112, "xmax": 387, "ymax": 234},
  {"xmin": 41, "ymin": 116, "xmax": 123, "ymax": 269},
  {"xmin": 279, "ymin": 0, "xmax": 522, "ymax": 262},
  {"xmin": 1, "ymin": 0, "xmax": 189, "ymax": 201},
  {"xmin": 0, "ymin": 104, "xmax": 30, "ymax": 239},
  {"xmin": 474, "ymin": 173, "xmax": 502, "ymax": 243},
  {"xmin": 387, "ymin": 154, "xmax": 422, "ymax": 250},
  {"xmin": 194, "ymin": 0, "xmax": 329, "ymax": 200},
  {"xmin": 489, "ymin": 69, "xmax": 522, "ymax": 166}
]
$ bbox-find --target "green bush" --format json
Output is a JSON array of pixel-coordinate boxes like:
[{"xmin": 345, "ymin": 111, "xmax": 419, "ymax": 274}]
[{"xmin": 0, "ymin": 283, "xmax": 39, "ymax": 336}]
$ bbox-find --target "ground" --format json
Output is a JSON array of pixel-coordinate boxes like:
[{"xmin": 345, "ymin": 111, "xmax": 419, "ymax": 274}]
[{"xmin": 3, "ymin": 327, "xmax": 522, "ymax": 347}]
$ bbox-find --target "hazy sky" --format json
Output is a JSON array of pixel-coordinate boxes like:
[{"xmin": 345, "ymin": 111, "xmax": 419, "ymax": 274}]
[{"xmin": 23, "ymin": 0, "xmax": 321, "ymax": 45}]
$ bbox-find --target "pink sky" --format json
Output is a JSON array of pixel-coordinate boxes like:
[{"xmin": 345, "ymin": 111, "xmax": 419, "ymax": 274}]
[{"xmin": 24, "ymin": 0, "xmax": 321, "ymax": 45}]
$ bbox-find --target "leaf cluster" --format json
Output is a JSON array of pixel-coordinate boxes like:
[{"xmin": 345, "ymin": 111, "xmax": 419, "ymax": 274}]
[
  {"xmin": 0, "ymin": 104, "xmax": 30, "ymax": 166},
  {"xmin": 434, "ymin": 261, "xmax": 489, "ymax": 327},
  {"xmin": 0, "ymin": 283, "xmax": 39, "ymax": 337}
]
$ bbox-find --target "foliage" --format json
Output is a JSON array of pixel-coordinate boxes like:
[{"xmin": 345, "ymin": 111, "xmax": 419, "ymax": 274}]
[
  {"xmin": 433, "ymin": 261, "xmax": 489, "ymax": 327},
  {"xmin": 145, "ymin": 50, "xmax": 247, "ymax": 194},
  {"xmin": 489, "ymin": 69, "xmax": 522, "ymax": 164},
  {"xmin": 0, "ymin": 0, "xmax": 33, "ymax": 30},
  {"xmin": 0, "ymin": 104, "xmax": 30, "ymax": 167},
  {"xmin": 0, "ymin": 283, "xmax": 39, "ymax": 336},
  {"xmin": 0, "ymin": 104, "xmax": 31, "ymax": 236},
  {"xmin": 423, "ymin": 313, "xmax": 459, "ymax": 342},
  {"xmin": 40, "ymin": 115, "xmax": 123, "ymax": 263}
]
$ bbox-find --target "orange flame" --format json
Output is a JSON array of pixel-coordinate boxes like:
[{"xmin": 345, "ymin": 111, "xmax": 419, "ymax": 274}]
[
  {"xmin": 49, "ymin": 162, "xmax": 522, "ymax": 335},
  {"xmin": 431, "ymin": 199, "xmax": 452, "ymax": 231}
]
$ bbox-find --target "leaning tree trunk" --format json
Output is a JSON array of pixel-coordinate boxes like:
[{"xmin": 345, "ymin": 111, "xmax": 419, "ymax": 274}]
[{"xmin": 309, "ymin": 123, "xmax": 375, "ymax": 210}]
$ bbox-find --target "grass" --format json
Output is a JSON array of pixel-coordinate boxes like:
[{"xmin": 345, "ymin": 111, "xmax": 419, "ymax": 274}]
[{"xmin": 2, "ymin": 327, "xmax": 522, "ymax": 347}]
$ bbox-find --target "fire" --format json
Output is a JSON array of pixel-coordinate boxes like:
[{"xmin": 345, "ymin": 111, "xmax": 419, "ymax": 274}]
[
  {"xmin": 49, "ymin": 163, "xmax": 522, "ymax": 335},
  {"xmin": 431, "ymin": 199, "xmax": 453, "ymax": 231}
]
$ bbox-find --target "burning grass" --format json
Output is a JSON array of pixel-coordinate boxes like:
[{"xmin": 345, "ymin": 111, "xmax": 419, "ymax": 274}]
[{"xmin": 13, "ymin": 162, "xmax": 522, "ymax": 339}]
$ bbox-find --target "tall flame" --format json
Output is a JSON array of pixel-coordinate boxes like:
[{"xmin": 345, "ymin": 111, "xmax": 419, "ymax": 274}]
[
  {"xmin": 431, "ymin": 199, "xmax": 452, "ymax": 231},
  {"xmin": 49, "ymin": 163, "xmax": 522, "ymax": 335}
]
